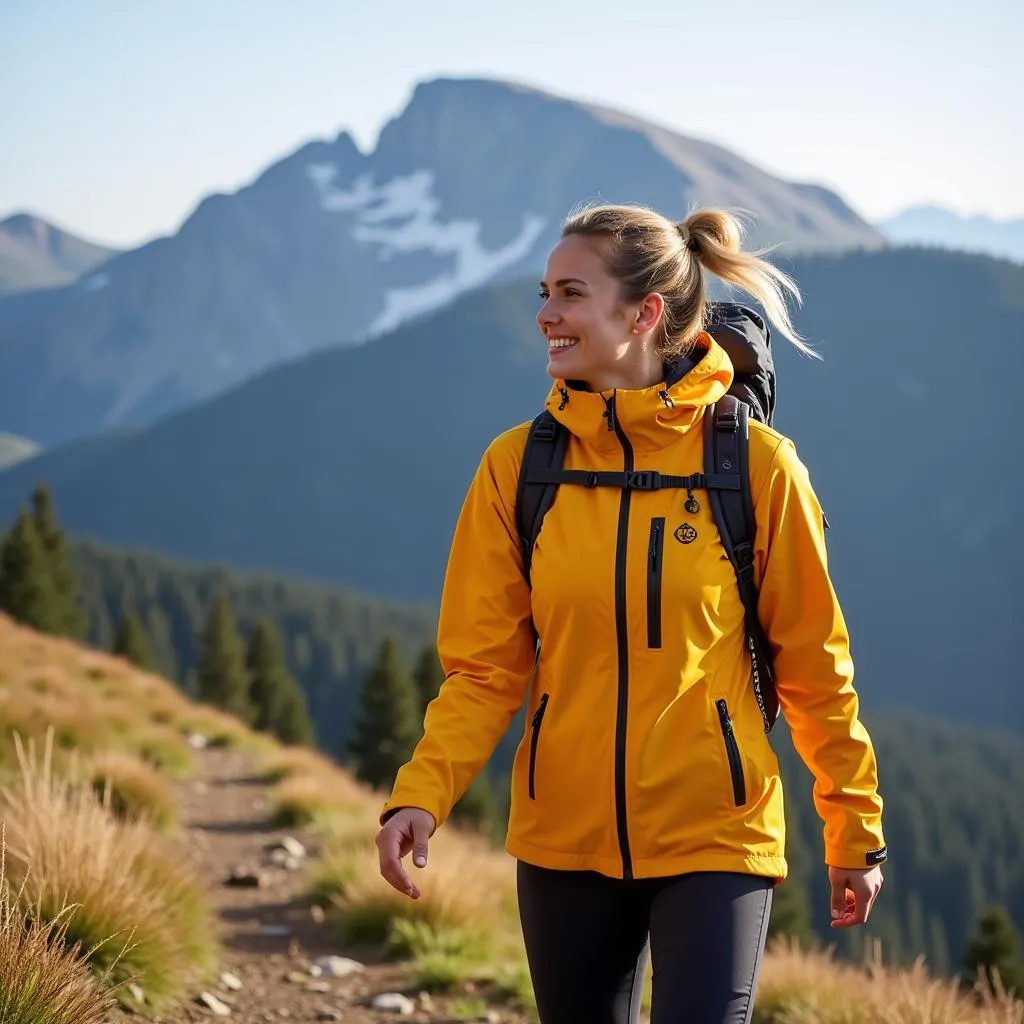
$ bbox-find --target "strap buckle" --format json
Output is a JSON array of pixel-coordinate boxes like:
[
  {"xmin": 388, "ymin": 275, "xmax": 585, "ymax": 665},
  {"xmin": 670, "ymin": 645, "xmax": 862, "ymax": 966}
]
[
  {"xmin": 533, "ymin": 418, "xmax": 558, "ymax": 442},
  {"xmin": 625, "ymin": 471, "xmax": 662, "ymax": 490}
]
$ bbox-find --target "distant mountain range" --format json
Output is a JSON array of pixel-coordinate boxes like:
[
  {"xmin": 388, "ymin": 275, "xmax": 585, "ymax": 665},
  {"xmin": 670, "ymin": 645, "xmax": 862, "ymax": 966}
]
[
  {"xmin": 0, "ymin": 214, "xmax": 117, "ymax": 297},
  {"xmin": 877, "ymin": 205, "xmax": 1024, "ymax": 263},
  {"xmin": 1, "ymin": 244, "xmax": 1020, "ymax": 731},
  {"xmin": 0, "ymin": 77, "xmax": 883, "ymax": 448}
]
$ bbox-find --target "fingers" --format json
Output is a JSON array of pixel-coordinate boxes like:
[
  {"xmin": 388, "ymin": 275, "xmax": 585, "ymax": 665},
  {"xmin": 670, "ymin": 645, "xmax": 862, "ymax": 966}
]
[
  {"xmin": 830, "ymin": 878, "xmax": 852, "ymax": 927},
  {"xmin": 830, "ymin": 872, "xmax": 880, "ymax": 929},
  {"xmin": 411, "ymin": 816, "xmax": 430, "ymax": 869},
  {"xmin": 375, "ymin": 820, "xmax": 420, "ymax": 900}
]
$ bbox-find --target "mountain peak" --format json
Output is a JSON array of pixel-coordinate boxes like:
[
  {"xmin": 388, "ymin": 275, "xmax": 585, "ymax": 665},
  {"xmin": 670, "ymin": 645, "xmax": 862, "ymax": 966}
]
[
  {"xmin": 878, "ymin": 204, "xmax": 1024, "ymax": 262},
  {"xmin": 0, "ymin": 79, "xmax": 883, "ymax": 445},
  {"xmin": 0, "ymin": 213, "xmax": 117, "ymax": 298}
]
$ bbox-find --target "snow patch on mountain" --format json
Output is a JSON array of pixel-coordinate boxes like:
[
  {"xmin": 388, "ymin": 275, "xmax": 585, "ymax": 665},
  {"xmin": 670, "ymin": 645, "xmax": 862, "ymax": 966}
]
[{"xmin": 306, "ymin": 163, "xmax": 546, "ymax": 334}]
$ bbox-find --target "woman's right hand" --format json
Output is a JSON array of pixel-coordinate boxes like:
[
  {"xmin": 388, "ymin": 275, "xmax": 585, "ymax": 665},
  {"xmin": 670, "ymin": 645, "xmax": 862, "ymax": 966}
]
[{"xmin": 375, "ymin": 807, "xmax": 437, "ymax": 900}]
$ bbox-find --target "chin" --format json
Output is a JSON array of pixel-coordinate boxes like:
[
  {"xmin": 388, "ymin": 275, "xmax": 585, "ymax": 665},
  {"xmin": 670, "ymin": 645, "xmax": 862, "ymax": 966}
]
[{"xmin": 547, "ymin": 355, "xmax": 585, "ymax": 381}]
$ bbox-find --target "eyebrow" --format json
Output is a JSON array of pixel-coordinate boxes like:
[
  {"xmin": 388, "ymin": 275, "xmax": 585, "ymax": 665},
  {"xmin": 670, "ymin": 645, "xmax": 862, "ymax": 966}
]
[{"xmin": 539, "ymin": 277, "xmax": 589, "ymax": 289}]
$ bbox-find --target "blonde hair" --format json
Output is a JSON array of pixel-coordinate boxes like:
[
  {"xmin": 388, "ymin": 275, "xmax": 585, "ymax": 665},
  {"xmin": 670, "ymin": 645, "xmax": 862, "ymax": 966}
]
[{"xmin": 562, "ymin": 203, "xmax": 814, "ymax": 358}]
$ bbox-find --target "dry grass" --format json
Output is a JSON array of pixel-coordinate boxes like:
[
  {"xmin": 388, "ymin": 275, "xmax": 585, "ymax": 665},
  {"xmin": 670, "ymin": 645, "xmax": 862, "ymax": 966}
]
[
  {"xmin": 125, "ymin": 722, "xmax": 195, "ymax": 779},
  {"xmin": 258, "ymin": 744, "xmax": 357, "ymax": 784},
  {"xmin": 269, "ymin": 771, "xmax": 373, "ymax": 829},
  {"xmin": 176, "ymin": 703, "xmax": 256, "ymax": 748},
  {"xmin": 0, "ymin": 832, "xmax": 124, "ymax": 1024},
  {"xmin": 754, "ymin": 936, "xmax": 1024, "ymax": 1024},
  {"xmin": 0, "ymin": 731, "xmax": 215, "ymax": 1009},
  {"xmin": 84, "ymin": 749, "xmax": 179, "ymax": 832},
  {"xmin": 0, "ymin": 616, "xmax": 201, "ymax": 779},
  {"xmin": 319, "ymin": 823, "xmax": 518, "ymax": 947}
]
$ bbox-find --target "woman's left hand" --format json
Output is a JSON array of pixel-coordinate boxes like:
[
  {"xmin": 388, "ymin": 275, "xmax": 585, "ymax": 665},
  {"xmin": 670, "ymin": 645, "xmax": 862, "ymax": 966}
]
[{"xmin": 827, "ymin": 865, "xmax": 884, "ymax": 928}]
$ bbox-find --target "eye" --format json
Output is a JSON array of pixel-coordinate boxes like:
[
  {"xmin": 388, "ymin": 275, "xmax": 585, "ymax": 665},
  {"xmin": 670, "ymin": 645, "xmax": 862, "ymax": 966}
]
[
  {"xmin": 538, "ymin": 289, "xmax": 549, "ymax": 300},
  {"xmin": 564, "ymin": 288, "xmax": 581, "ymax": 297}
]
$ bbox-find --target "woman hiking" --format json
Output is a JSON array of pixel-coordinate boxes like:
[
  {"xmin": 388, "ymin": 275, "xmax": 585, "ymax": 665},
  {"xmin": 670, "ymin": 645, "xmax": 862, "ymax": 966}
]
[{"xmin": 375, "ymin": 203, "xmax": 886, "ymax": 1024}]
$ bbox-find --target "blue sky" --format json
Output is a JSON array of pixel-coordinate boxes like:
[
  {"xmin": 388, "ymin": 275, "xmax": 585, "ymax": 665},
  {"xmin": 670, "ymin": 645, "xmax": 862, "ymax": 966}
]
[{"xmin": 2, "ymin": 0, "xmax": 1020, "ymax": 247}]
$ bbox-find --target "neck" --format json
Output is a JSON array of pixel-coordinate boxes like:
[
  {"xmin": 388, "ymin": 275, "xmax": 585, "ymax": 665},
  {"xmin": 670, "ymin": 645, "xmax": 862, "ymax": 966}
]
[{"xmin": 578, "ymin": 351, "xmax": 665, "ymax": 393}]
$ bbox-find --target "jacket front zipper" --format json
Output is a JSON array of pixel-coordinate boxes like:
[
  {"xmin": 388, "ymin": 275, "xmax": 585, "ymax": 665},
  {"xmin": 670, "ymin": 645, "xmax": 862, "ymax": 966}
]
[
  {"xmin": 716, "ymin": 699, "xmax": 747, "ymax": 806},
  {"xmin": 647, "ymin": 517, "xmax": 665, "ymax": 649},
  {"xmin": 528, "ymin": 693, "xmax": 549, "ymax": 800},
  {"xmin": 610, "ymin": 397, "xmax": 635, "ymax": 879}
]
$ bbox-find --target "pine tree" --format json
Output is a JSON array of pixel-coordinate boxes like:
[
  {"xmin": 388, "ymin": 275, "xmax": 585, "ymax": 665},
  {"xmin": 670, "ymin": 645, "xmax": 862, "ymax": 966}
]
[
  {"xmin": 246, "ymin": 617, "xmax": 313, "ymax": 745},
  {"xmin": 412, "ymin": 642, "xmax": 445, "ymax": 718},
  {"xmin": 347, "ymin": 635, "xmax": 421, "ymax": 790},
  {"xmin": 0, "ymin": 508, "xmax": 60, "ymax": 633},
  {"xmin": 274, "ymin": 686, "xmax": 315, "ymax": 746},
  {"xmin": 196, "ymin": 591, "xmax": 252, "ymax": 722},
  {"xmin": 767, "ymin": 875, "xmax": 816, "ymax": 949},
  {"xmin": 112, "ymin": 610, "xmax": 155, "ymax": 670},
  {"xmin": 30, "ymin": 483, "xmax": 83, "ymax": 638},
  {"xmin": 962, "ymin": 905, "xmax": 1024, "ymax": 996}
]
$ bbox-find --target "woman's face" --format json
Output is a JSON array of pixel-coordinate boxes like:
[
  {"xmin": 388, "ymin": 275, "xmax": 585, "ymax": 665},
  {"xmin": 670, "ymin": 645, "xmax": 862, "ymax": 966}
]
[{"xmin": 537, "ymin": 234, "xmax": 661, "ymax": 390}]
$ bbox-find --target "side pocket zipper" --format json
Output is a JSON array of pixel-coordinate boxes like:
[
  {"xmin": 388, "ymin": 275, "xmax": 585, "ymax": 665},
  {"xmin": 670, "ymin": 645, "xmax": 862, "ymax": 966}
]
[
  {"xmin": 715, "ymin": 699, "xmax": 747, "ymax": 806},
  {"xmin": 647, "ymin": 517, "xmax": 665, "ymax": 649},
  {"xmin": 528, "ymin": 693, "xmax": 549, "ymax": 800}
]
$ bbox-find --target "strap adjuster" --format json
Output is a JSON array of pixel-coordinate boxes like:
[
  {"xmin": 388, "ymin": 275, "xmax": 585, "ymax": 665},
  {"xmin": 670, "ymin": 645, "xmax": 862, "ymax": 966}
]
[
  {"xmin": 626, "ymin": 471, "xmax": 662, "ymax": 490},
  {"xmin": 533, "ymin": 419, "xmax": 557, "ymax": 442}
]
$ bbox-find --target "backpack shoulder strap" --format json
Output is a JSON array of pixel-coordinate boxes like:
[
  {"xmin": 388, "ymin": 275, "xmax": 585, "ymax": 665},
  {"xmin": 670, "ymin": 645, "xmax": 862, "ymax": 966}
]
[
  {"xmin": 515, "ymin": 411, "xmax": 570, "ymax": 586},
  {"xmin": 704, "ymin": 396, "xmax": 781, "ymax": 732}
]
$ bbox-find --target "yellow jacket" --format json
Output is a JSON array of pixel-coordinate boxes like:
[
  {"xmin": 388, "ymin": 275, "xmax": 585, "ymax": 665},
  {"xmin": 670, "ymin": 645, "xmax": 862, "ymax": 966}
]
[{"xmin": 382, "ymin": 335, "xmax": 886, "ymax": 880}]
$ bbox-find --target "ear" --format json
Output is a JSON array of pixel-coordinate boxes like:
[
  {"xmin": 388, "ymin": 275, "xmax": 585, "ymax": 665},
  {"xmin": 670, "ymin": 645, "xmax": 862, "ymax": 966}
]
[{"xmin": 634, "ymin": 292, "xmax": 664, "ymax": 334}]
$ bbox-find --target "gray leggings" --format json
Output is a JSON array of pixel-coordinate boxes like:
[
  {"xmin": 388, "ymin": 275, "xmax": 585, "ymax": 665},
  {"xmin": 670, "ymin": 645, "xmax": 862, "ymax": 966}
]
[{"xmin": 516, "ymin": 863, "xmax": 774, "ymax": 1024}]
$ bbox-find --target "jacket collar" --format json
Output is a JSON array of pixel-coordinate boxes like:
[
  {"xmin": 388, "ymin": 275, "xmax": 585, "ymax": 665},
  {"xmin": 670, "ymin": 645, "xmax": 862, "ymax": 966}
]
[{"xmin": 544, "ymin": 332, "xmax": 734, "ymax": 454}]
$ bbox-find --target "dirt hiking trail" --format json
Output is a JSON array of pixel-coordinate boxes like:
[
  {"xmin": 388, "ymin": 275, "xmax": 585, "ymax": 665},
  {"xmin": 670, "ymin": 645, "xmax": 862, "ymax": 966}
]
[{"xmin": 113, "ymin": 745, "xmax": 536, "ymax": 1024}]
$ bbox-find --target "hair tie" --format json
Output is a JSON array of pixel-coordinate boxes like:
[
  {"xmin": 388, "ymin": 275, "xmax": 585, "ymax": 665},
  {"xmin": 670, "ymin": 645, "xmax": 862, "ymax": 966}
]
[{"xmin": 677, "ymin": 222, "xmax": 700, "ymax": 254}]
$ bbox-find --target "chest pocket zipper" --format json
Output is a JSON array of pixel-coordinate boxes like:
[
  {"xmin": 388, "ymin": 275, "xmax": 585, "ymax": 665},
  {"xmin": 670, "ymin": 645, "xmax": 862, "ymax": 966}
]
[
  {"xmin": 715, "ymin": 699, "xmax": 747, "ymax": 806},
  {"xmin": 647, "ymin": 517, "xmax": 665, "ymax": 649},
  {"xmin": 529, "ymin": 693, "xmax": 549, "ymax": 800}
]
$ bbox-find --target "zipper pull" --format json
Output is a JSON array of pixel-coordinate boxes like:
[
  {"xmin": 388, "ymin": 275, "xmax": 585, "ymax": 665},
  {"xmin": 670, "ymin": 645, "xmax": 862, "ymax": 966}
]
[
  {"xmin": 532, "ymin": 693, "xmax": 549, "ymax": 727},
  {"xmin": 716, "ymin": 698, "xmax": 732, "ymax": 730},
  {"xmin": 649, "ymin": 522, "xmax": 661, "ymax": 561},
  {"xmin": 602, "ymin": 392, "xmax": 617, "ymax": 431}
]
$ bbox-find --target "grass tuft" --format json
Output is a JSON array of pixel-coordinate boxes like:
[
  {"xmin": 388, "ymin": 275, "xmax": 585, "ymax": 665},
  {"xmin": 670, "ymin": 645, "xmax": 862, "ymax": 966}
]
[
  {"xmin": 389, "ymin": 919, "xmax": 489, "ymax": 993},
  {"xmin": 128, "ymin": 724, "xmax": 194, "ymax": 779},
  {"xmin": 753, "ymin": 936, "xmax": 1024, "ymax": 1024},
  {"xmin": 0, "ymin": 731, "xmax": 215, "ymax": 1008},
  {"xmin": 321, "ymin": 827, "xmax": 516, "ymax": 951},
  {"xmin": 269, "ymin": 772, "xmax": 367, "ymax": 829},
  {"xmin": 85, "ymin": 749, "xmax": 179, "ymax": 833},
  {"xmin": 0, "ymin": 830, "xmax": 125, "ymax": 1024}
]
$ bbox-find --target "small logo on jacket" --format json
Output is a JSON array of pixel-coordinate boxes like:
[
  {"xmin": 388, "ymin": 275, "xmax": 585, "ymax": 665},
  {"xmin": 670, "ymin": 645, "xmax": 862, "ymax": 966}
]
[{"xmin": 674, "ymin": 523, "xmax": 698, "ymax": 544}]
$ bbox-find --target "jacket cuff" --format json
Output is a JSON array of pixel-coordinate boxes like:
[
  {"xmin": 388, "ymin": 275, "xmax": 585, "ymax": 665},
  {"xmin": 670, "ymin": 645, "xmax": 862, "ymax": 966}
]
[
  {"xmin": 825, "ymin": 843, "xmax": 888, "ymax": 869},
  {"xmin": 378, "ymin": 793, "xmax": 446, "ymax": 831}
]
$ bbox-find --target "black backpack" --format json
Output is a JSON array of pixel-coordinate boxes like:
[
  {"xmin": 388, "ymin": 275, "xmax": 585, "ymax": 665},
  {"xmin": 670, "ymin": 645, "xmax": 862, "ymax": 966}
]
[{"xmin": 514, "ymin": 302, "xmax": 787, "ymax": 734}]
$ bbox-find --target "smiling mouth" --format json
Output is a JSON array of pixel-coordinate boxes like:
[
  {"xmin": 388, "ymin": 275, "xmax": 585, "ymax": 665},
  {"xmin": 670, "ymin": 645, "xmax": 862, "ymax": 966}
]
[{"xmin": 548, "ymin": 337, "xmax": 579, "ymax": 351}]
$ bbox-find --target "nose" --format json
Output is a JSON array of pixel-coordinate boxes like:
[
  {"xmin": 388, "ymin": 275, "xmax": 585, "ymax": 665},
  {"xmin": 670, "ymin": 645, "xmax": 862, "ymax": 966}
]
[{"xmin": 536, "ymin": 298, "xmax": 559, "ymax": 331}]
